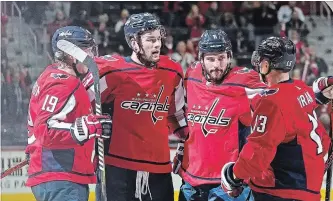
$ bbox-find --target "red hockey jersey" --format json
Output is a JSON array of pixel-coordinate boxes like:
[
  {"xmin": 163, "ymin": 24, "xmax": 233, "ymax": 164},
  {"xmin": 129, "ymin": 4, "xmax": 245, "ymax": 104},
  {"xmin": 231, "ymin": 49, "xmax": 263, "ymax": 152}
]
[
  {"xmin": 234, "ymin": 79, "xmax": 331, "ymax": 201},
  {"xmin": 87, "ymin": 55, "xmax": 186, "ymax": 173},
  {"xmin": 179, "ymin": 63, "xmax": 267, "ymax": 186},
  {"xmin": 25, "ymin": 64, "xmax": 96, "ymax": 187}
]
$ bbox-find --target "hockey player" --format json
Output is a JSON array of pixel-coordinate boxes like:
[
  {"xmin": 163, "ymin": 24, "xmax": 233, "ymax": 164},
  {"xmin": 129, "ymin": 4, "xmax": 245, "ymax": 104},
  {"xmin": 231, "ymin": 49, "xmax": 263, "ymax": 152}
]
[
  {"xmin": 86, "ymin": 13, "xmax": 188, "ymax": 201},
  {"xmin": 173, "ymin": 29, "xmax": 266, "ymax": 201},
  {"xmin": 221, "ymin": 37, "xmax": 331, "ymax": 201},
  {"xmin": 25, "ymin": 26, "xmax": 112, "ymax": 201}
]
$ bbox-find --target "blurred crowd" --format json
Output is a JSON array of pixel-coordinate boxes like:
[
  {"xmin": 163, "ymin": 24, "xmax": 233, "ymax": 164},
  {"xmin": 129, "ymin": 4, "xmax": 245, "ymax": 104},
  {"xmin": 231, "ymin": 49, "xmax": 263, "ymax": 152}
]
[{"xmin": 1, "ymin": 1, "xmax": 332, "ymax": 146}]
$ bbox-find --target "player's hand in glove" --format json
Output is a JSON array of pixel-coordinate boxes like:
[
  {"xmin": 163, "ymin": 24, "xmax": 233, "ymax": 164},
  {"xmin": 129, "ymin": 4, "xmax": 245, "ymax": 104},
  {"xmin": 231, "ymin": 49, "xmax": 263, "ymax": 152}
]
[
  {"xmin": 71, "ymin": 114, "xmax": 112, "ymax": 145},
  {"xmin": 172, "ymin": 140, "xmax": 185, "ymax": 174},
  {"xmin": 313, "ymin": 76, "xmax": 333, "ymax": 102},
  {"xmin": 221, "ymin": 162, "xmax": 244, "ymax": 198}
]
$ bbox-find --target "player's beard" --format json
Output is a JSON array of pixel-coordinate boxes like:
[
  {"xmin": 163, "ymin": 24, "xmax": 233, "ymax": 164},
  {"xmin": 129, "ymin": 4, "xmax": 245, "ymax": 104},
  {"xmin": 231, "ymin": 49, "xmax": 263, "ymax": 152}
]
[
  {"xmin": 148, "ymin": 50, "xmax": 160, "ymax": 62},
  {"xmin": 141, "ymin": 49, "xmax": 160, "ymax": 64},
  {"xmin": 208, "ymin": 69, "xmax": 224, "ymax": 83}
]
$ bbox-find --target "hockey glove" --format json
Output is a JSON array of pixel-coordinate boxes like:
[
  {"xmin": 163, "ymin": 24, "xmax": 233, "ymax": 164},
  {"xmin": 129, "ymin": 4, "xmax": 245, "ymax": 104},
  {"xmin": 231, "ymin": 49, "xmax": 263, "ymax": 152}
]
[
  {"xmin": 81, "ymin": 71, "xmax": 93, "ymax": 88},
  {"xmin": 70, "ymin": 114, "xmax": 112, "ymax": 145},
  {"xmin": 172, "ymin": 140, "xmax": 185, "ymax": 174},
  {"xmin": 313, "ymin": 76, "xmax": 333, "ymax": 103},
  {"xmin": 221, "ymin": 162, "xmax": 244, "ymax": 198}
]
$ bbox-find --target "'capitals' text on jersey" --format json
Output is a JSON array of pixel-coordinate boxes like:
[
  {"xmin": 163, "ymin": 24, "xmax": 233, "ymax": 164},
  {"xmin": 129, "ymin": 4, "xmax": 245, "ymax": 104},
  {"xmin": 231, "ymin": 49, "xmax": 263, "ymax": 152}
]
[{"xmin": 187, "ymin": 98, "xmax": 231, "ymax": 137}]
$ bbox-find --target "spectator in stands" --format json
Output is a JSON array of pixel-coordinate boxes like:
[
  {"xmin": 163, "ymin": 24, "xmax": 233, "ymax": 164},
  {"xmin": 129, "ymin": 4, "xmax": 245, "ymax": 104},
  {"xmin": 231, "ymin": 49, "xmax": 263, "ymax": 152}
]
[
  {"xmin": 44, "ymin": 2, "xmax": 58, "ymax": 24},
  {"xmin": 71, "ymin": 10, "xmax": 94, "ymax": 32},
  {"xmin": 220, "ymin": 12, "xmax": 238, "ymax": 30},
  {"xmin": 47, "ymin": 10, "xmax": 71, "ymax": 38},
  {"xmin": 286, "ymin": 10, "xmax": 309, "ymax": 38},
  {"xmin": 289, "ymin": 29, "xmax": 305, "ymax": 66},
  {"xmin": 318, "ymin": 105, "xmax": 331, "ymax": 132},
  {"xmin": 1, "ymin": 13, "xmax": 8, "ymax": 38},
  {"xmin": 308, "ymin": 47, "xmax": 329, "ymax": 77},
  {"xmin": 171, "ymin": 41, "xmax": 195, "ymax": 73},
  {"xmin": 114, "ymin": 9, "xmax": 131, "ymax": 56},
  {"xmin": 17, "ymin": 64, "xmax": 32, "ymax": 121},
  {"xmin": 186, "ymin": 39, "xmax": 197, "ymax": 60},
  {"xmin": 161, "ymin": 34, "xmax": 174, "ymax": 56},
  {"xmin": 205, "ymin": 2, "xmax": 221, "ymax": 29},
  {"xmin": 4, "ymin": 63, "xmax": 20, "ymax": 121},
  {"xmin": 1, "ymin": 59, "xmax": 8, "ymax": 116},
  {"xmin": 291, "ymin": 68, "xmax": 302, "ymax": 80},
  {"xmin": 235, "ymin": 30, "xmax": 249, "ymax": 54},
  {"xmin": 277, "ymin": 1, "xmax": 305, "ymax": 24},
  {"xmin": 163, "ymin": 2, "xmax": 178, "ymax": 27},
  {"xmin": 238, "ymin": 15, "xmax": 255, "ymax": 42},
  {"xmin": 186, "ymin": 4, "xmax": 205, "ymax": 43},
  {"xmin": 115, "ymin": 9, "xmax": 130, "ymax": 33},
  {"xmin": 53, "ymin": 1, "xmax": 71, "ymax": 19},
  {"xmin": 1, "ymin": 38, "xmax": 7, "ymax": 61},
  {"xmin": 219, "ymin": 12, "xmax": 238, "ymax": 43},
  {"xmin": 95, "ymin": 13, "xmax": 110, "ymax": 56},
  {"xmin": 252, "ymin": 2, "xmax": 278, "ymax": 47}
]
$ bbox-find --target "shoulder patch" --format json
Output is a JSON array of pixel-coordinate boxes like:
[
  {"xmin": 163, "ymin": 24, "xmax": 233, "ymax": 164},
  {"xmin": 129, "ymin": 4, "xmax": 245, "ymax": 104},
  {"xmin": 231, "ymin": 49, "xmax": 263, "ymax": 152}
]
[
  {"xmin": 190, "ymin": 61, "xmax": 201, "ymax": 69},
  {"xmin": 259, "ymin": 88, "xmax": 279, "ymax": 97},
  {"xmin": 100, "ymin": 54, "xmax": 119, "ymax": 61},
  {"xmin": 50, "ymin": 73, "xmax": 69, "ymax": 80},
  {"xmin": 235, "ymin": 67, "xmax": 253, "ymax": 74}
]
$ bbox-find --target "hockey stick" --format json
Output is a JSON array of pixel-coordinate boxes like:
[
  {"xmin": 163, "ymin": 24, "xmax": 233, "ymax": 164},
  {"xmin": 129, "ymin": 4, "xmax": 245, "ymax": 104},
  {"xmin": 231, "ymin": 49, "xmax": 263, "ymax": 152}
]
[
  {"xmin": 325, "ymin": 100, "xmax": 333, "ymax": 201},
  {"xmin": 1, "ymin": 159, "xmax": 28, "ymax": 179},
  {"xmin": 56, "ymin": 39, "xmax": 107, "ymax": 201},
  {"xmin": 325, "ymin": 151, "xmax": 333, "ymax": 173}
]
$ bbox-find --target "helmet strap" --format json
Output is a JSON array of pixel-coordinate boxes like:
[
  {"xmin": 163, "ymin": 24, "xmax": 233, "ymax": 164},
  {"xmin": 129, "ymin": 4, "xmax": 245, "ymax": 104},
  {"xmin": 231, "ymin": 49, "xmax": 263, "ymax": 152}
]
[{"xmin": 258, "ymin": 60, "xmax": 273, "ymax": 83}]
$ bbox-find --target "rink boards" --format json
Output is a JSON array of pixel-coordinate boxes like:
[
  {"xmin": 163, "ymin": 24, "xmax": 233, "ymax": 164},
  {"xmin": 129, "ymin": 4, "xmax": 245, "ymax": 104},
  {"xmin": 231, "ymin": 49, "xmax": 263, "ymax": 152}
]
[{"xmin": 1, "ymin": 147, "xmax": 332, "ymax": 201}]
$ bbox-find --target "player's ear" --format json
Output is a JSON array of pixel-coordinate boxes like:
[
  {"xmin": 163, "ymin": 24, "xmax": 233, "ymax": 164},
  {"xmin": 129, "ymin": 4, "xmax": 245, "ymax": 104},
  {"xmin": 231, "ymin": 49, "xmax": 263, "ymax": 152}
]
[
  {"xmin": 131, "ymin": 39, "xmax": 140, "ymax": 53},
  {"xmin": 260, "ymin": 60, "xmax": 269, "ymax": 74}
]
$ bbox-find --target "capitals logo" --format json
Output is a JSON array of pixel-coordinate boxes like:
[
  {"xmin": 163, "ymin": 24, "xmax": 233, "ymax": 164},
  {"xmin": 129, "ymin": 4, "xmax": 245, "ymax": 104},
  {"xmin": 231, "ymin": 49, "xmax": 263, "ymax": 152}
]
[
  {"xmin": 51, "ymin": 73, "xmax": 69, "ymax": 79},
  {"xmin": 187, "ymin": 98, "xmax": 231, "ymax": 137},
  {"xmin": 259, "ymin": 88, "xmax": 279, "ymax": 97},
  {"xmin": 235, "ymin": 67, "xmax": 252, "ymax": 74},
  {"xmin": 120, "ymin": 85, "xmax": 169, "ymax": 124}
]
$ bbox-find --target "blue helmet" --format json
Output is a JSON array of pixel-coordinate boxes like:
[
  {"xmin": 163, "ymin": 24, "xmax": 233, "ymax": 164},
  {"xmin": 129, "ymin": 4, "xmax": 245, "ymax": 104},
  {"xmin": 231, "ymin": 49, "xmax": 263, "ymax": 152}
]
[
  {"xmin": 198, "ymin": 29, "xmax": 232, "ymax": 59},
  {"xmin": 51, "ymin": 26, "xmax": 97, "ymax": 60},
  {"xmin": 124, "ymin": 12, "xmax": 166, "ymax": 49}
]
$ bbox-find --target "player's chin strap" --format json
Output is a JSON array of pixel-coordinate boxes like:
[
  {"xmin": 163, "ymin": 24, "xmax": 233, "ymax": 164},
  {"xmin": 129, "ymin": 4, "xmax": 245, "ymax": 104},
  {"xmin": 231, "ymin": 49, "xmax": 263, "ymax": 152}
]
[
  {"xmin": 258, "ymin": 61, "xmax": 274, "ymax": 84},
  {"xmin": 135, "ymin": 171, "xmax": 152, "ymax": 201}
]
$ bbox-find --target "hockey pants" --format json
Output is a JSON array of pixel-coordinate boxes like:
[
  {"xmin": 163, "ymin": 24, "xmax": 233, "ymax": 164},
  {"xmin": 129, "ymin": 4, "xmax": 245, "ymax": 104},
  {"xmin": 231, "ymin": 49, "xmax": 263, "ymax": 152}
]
[
  {"xmin": 31, "ymin": 180, "xmax": 89, "ymax": 201},
  {"xmin": 97, "ymin": 165, "xmax": 174, "ymax": 201}
]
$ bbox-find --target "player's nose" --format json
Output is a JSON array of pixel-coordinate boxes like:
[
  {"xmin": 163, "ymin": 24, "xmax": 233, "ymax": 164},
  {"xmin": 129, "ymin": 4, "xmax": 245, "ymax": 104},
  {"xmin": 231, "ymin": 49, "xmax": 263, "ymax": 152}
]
[{"xmin": 153, "ymin": 40, "xmax": 161, "ymax": 49}]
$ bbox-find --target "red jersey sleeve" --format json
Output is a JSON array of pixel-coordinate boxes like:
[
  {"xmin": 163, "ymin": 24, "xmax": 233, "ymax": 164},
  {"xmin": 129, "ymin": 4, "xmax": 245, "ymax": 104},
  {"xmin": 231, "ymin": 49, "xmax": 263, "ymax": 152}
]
[
  {"xmin": 99, "ymin": 72, "xmax": 121, "ymax": 104},
  {"xmin": 233, "ymin": 98, "xmax": 286, "ymax": 180},
  {"xmin": 238, "ymin": 98, "xmax": 252, "ymax": 127},
  {"xmin": 167, "ymin": 63, "xmax": 187, "ymax": 138},
  {"xmin": 33, "ymin": 82, "xmax": 82, "ymax": 147},
  {"xmin": 87, "ymin": 56, "xmax": 123, "ymax": 104}
]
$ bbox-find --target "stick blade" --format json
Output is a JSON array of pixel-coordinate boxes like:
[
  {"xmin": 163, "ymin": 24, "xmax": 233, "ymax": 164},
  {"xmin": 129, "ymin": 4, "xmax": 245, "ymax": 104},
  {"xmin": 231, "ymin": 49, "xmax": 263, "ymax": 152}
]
[{"xmin": 56, "ymin": 40, "xmax": 87, "ymax": 63}]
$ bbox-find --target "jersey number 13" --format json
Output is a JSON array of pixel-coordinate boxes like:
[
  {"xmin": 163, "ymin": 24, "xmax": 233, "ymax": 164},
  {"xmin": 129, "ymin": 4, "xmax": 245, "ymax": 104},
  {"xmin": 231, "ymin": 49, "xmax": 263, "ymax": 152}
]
[{"xmin": 253, "ymin": 111, "xmax": 323, "ymax": 155}]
